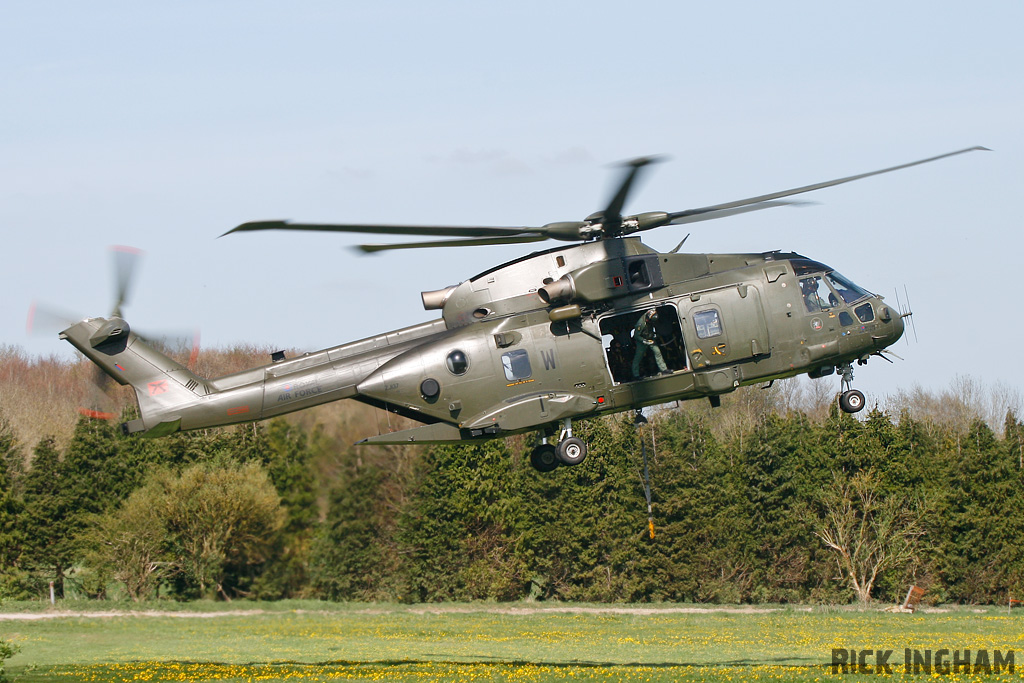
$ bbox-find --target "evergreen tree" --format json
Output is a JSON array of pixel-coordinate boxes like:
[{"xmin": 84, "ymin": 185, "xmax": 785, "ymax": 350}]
[
  {"xmin": 735, "ymin": 412, "xmax": 819, "ymax": 602},
  {"xmin": 639, "ymin": 411, "xmax": 748, "ymax": 602},
  {"xmin": 311, "ymin": 461, "xmax": 396, "ymax": 600},
  {"xmin": 0, "ymin": 416, "xmax": 27, "ymax": 598},
  {"xmin": 20, "ymin": 437, "xmax": 72, "ymax": 596},
  {"xmin": 941, "ymin": 420, "xmax": 1018, "ymax": 601},
  {"xmin": 398, "ymin": 439, "xmax": 527, "ymax": 601},
  {"xmin": 513, "ymin": 416, "xmax": 647, "ymax": 601},
  {"xmin": 249, "ymin": 420, "xmax": 318, "ymax": 598}
]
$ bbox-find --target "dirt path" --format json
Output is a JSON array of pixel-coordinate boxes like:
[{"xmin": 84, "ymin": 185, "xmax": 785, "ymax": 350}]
[
  {"xmin": 0, "ymin": 609, "xmax": 269, "ymax": 621},
  {"xmin": 0, "ymin": 605, "xmax": 795, "ymax": 621}
]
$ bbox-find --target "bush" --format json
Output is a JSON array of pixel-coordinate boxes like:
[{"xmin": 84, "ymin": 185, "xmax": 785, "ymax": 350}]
[{"xmin": 0, "ymin": 638, "xmax": 20, "ymax": 683}]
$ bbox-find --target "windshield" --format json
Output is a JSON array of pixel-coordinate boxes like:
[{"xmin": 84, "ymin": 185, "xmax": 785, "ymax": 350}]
[{"xmin": 824, "ymin": 272, "xmax": 870, "ymax": 304}]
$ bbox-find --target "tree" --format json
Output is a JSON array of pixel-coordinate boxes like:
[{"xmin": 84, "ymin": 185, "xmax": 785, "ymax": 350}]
[
  {"xmin": 737, "ymin": 412, "xmax": 825, "ymax": 602},
  {"xmin": 815, "ymin": 470, "xmax": 923, "ymax": 604},
  {"xmin": 311, "ymin": 462, "xmax": 396, "ymax": 600},
  {"xmin": 149, "ymin": 462, "xmax": 285, "ymax": 599},
  {"xmin": 634, "ymin": 410, "xmax": 746, "ymax": 603},
  {"xmin": 398, "ymin": 439, "xmax": 528, "ymax": 601},
  {"xmin": 82, "ymin": 490, "xmax": 176, "ymax": 601},
  {"xmin": 248, "ymin": 420, "xmax": 318, "ymax": 598},
  {"xmin": 0, "ymin": 415, "xmax": 27, "ymax": 599},
  {"xmin": 938, "ymin": 419, "xmax": 1023, "ymax": 601},
  {"xmin": 20, "ymin": 437, "xmax": 72, "ymax": 597}
]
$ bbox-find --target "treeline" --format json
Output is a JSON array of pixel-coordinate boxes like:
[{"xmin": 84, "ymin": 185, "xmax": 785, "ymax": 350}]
[{"xmin": 2, "ymin": 379, "xmax": 1024, "ymax": 605}]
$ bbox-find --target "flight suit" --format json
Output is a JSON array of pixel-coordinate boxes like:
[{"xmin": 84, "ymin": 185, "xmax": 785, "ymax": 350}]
[{"xmin": 632, "ymin": 311, "xmax": 668, "ymax": 378}]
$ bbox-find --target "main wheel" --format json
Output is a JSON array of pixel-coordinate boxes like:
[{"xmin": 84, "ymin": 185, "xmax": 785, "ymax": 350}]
[
  {"xmin": 529, "ymin": 444, "xmax": 560, "ymax": 472},
  {"xmin": 557, "ymin": 437, "xmax": 587, "ymax": 466},
  {"xmin": 839, "ymin": 389, "xmax": 866, "ymax": 413}
]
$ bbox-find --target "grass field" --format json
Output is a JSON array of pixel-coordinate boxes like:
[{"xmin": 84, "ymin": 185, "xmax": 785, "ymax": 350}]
[{"xmin": 2, "ymin": 601, "xmax": 1023, "ymax": 682}]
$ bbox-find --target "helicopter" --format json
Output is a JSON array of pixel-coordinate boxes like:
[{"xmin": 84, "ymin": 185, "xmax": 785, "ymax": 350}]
[{"xmin": 59, "ymin": 146, "xmax": 986, "ymax": 472}]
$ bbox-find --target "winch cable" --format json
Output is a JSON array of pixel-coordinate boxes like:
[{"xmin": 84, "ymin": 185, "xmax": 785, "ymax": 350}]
[{"xmin": 635, "ymin": 410, "xmax": 656, "ymax": 539}]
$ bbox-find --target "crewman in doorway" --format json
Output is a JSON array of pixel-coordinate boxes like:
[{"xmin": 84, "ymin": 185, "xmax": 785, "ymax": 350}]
[{"xmin": 632, "ymin": 309, "xmax": 669, "ymax": 379}]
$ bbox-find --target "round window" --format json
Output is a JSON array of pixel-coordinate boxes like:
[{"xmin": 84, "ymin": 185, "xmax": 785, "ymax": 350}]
[{"xmin": 446, "ymin": 350, "xmax": 469, "ymax": 375}]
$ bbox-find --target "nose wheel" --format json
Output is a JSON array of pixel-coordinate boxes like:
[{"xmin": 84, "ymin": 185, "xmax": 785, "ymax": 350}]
[
  {"xmin": 529, "ymin": 419, "xmax": 588, "ymax": 472},
  {"xmin": 838, "ymin": 363, "xmax": 866, "ymax": 414}
]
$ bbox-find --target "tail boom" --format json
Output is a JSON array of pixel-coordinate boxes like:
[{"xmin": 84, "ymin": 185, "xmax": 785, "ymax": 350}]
[{"xmin": 60, "ymin": 316, "xmax": 448, "ymax": 437}]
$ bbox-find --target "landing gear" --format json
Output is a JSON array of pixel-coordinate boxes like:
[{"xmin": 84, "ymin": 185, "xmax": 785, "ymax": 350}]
[
  {"xmin": 554, "ymin": 418, "xmax": 587, "ymax": 466},
  {"xmin": 529, "ymin": 419, "xmax": 588, "ymax": 472},
  {"xmin": 529, "ymin": 443, "xmax": 560, "ymax": 472},
  {"xmin": 839, "ymin": 389, "xmax": 865, "ymax": 413},
  {"xmin": 557, "ymin": 437, "xmax": 586, "ymax": 466},
  {"xmin": 838, "ymin": 362, "xmax": 866, "ymax": 414}
]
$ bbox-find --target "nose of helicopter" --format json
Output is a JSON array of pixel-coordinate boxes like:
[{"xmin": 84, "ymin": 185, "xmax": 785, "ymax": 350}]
[{"xmin": 875, "ymin": 298, "xmax": 905, "ymax": 348}]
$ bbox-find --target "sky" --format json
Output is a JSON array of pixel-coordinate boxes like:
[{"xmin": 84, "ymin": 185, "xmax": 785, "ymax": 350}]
[{"xmin": 2, "ymin": 1, "xmax": 1022, "ymax": 407}]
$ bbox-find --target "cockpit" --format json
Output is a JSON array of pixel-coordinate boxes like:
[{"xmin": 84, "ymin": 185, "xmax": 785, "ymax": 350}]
[{"xmin": 790, "ymin": 258, "xmax": 877, "ymax": 326}]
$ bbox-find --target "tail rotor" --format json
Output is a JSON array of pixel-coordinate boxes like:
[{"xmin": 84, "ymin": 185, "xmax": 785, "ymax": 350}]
[{"xmin": 28, "ymin": 246, "xmax": 201, "ymax": 420}]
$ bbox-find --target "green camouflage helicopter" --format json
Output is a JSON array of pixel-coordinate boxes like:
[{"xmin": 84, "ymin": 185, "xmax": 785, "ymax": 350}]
[{"xmin": 60, "ymin": 147, "xmax": 985, "ymax": 472}]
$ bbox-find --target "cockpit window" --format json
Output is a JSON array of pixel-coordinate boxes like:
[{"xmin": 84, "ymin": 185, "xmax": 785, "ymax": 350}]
[
  {"xmin": 855, "ymin": 302, "xmax": 874, "ymax": 323},
  {"xmin": 789, "ymin": 258, "xmax": 831, "ymax": 276},
  {"xmin": 799, "ymin": 276, "xmax": 836, "ymax": 312},
  {"xmin": 825, "ymin": 272, "xmax": 869, "ymax": 304}
]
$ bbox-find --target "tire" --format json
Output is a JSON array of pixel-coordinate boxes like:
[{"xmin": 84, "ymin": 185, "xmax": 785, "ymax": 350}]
[
  {"xmin": 529, "ymin": 444, "xmax": 560, "ymax": 472},
  {"xmin": 839, "ymin": 389, "xmax": 866, "ymax": 414},
  {"xmin": 556, "ymin": 437, "xmax": 587, "ymax": 466}
]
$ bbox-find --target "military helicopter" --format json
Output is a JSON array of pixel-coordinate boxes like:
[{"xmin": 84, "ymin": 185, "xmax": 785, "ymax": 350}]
[{"xmin": 59, "ymin": 147, "xmax": 985, "ymax": 471}]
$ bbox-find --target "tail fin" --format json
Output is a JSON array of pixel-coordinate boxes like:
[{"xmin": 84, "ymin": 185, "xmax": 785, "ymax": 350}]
[{"xmin": 61, "ymin": 317, "xmax": 205, "ymax": 436}]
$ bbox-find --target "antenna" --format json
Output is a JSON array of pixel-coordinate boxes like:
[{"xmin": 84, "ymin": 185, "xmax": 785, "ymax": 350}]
[{"xmin": 895, "ymin": 286, "xmax": 918, "ymax": 344}]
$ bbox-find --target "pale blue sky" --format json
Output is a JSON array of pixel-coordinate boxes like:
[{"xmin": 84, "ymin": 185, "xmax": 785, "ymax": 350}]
[{"xmin": 3, "ymin": 1, "xmax": 1022, "ymax": 404}]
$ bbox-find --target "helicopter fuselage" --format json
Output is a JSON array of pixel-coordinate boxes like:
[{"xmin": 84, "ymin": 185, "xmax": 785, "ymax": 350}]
[{"xmin": 60, "ymin": 237, "xmax": 902, "ymax": 445}]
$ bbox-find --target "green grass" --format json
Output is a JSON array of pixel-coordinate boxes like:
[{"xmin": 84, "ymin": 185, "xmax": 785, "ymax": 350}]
[{"xmin": 3, "ymin": 602, "xmax": 1023, "ymax": 681}]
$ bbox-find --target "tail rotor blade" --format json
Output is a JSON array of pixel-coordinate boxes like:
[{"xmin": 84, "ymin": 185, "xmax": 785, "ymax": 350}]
[
  {"xmin": 77, "ymin": 363, "xmax": 119, "ymax": 421},
  {"xmin": 26, "ymin": 301, "xmax": 79, "ymax": 336},
  {"xmin": 135, "ymin": 327, "xmax": 202, "ymax": 370}
]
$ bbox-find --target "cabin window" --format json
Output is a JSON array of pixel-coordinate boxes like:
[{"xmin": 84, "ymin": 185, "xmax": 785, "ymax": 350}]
[
  {"xmin": 599, "ymin": 305, "xmax": 687, "ymax": 384},
  {"xmin": 446, "ymin": 350, "xmax": 470, "ymax": 375},
  {"xmin": 855, "ymin": 303, "xmax": 874, "ymax": 323},
  {"xmin": 501, "ymin": 349, "xmax": 532, "ymax": 381},
  {"xmin": 839, "ymin": 311, "xmax": 854, "ymax": 326},
  {"xmin": 693, "ymin": 309, "xmax": 722, "ymax": 339}
]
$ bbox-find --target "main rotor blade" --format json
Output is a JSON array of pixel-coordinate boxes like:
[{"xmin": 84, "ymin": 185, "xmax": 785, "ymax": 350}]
[
  {"xmin": 665, "ymin": 146, "xmax": 989, "ymax": 224},
  {"xmin": 601, "ymin": 156, "xmax": 664, "ymax": 234},
  {"xmin": 356, "ymin": 234, "xmax": 550, "ymax": 253},
  {"xmin": 223, "ymin": 220, "xmax": 546, "ymax": 239},
  {"xmin": 667, "ymin": 200, "xmax": 810, "ymax": 226}
]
